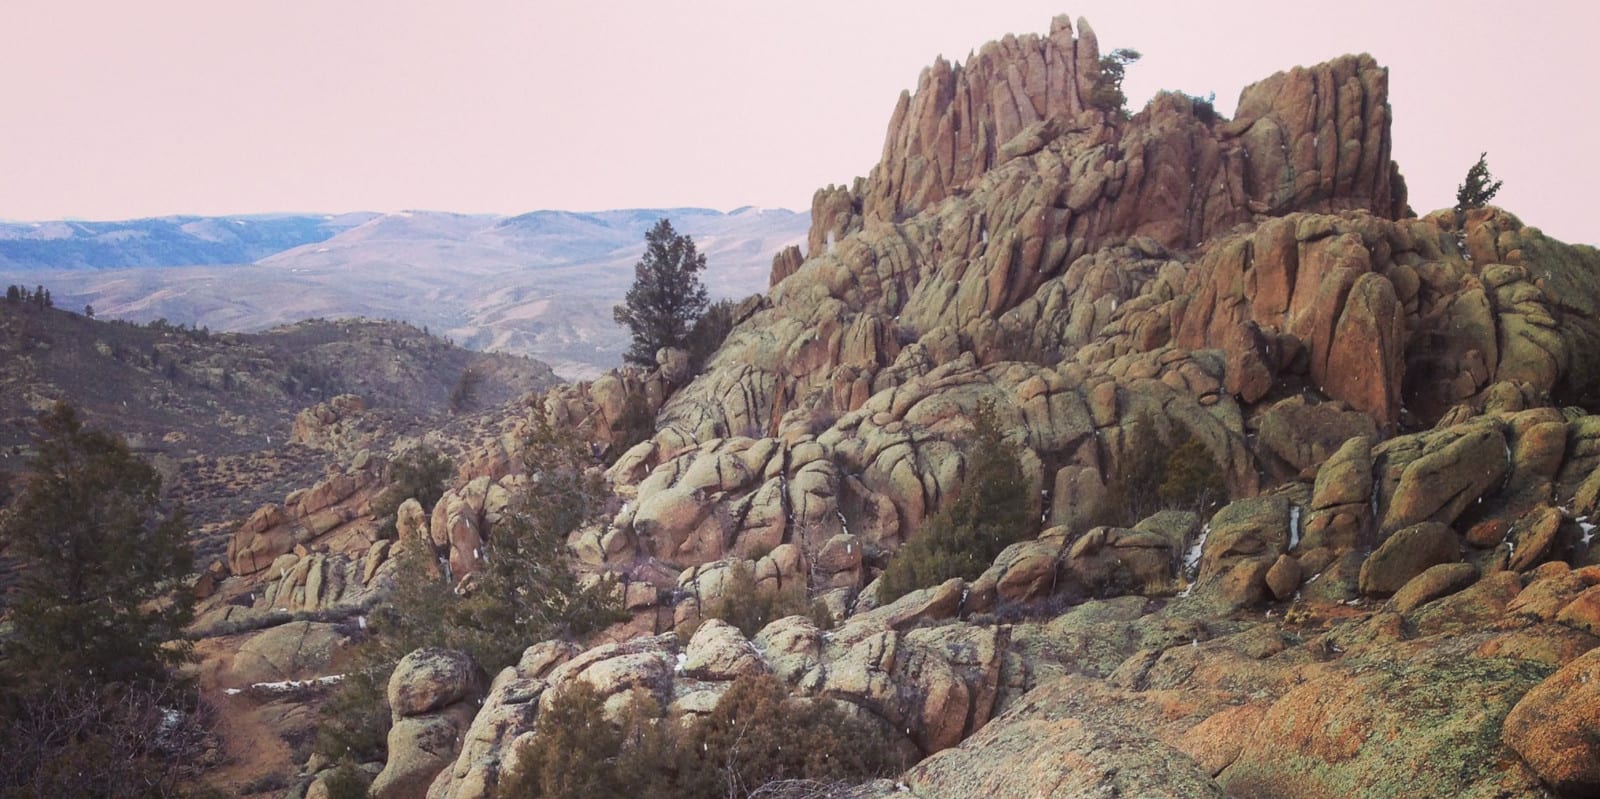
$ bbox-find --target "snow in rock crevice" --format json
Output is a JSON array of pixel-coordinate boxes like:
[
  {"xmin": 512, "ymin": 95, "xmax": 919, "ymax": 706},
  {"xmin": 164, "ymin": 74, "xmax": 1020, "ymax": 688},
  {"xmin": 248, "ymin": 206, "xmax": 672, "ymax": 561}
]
[{"xmin": 1288, "ymin": 505, "xmax": 1302, "ymax": 552}]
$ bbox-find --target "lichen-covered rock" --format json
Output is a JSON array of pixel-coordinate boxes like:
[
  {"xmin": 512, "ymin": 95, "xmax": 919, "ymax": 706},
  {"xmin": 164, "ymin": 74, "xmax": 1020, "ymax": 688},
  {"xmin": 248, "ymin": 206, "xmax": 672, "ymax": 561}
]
[
  {"xmin": 388, "ymin": 648, "xmax": 486, "ymax": 718},
  {"xmin": 1555, "ymin": 585, "xmax": 1600, "ymax": 637},
  {"xmin": 1063, "ymin": 526, "xmax": 1178, "ymax": 597},
  {"xmin": 1219, "ymin": 642, "xmax": 1553, "ymax": 798},
  {"xmin": 1264, "ymin": 554, "xmax": 1302, "ymax": 601},
  {"xmin": 1379, "ymin": 423, "xmax": 1508, "ymax": 533},
  {"xmin": 1303, "ymin": 435, "xmax": 1374, "ymax": 551},
  {"xmin": 969, "ymin": 536, "xmax": 1065, "ymax": 611},
  {"xmin": 681, "ymin": 618, "xmax": 768, "ymax": 681},
  {"xmin": 217, "ymin": 621, "xmax": 348, "ymax": 689},
  {"xmin": 1359, "ymin": 522, "xmax": 1461, "ymax": 596},
  {"xmin": 815, "ymin": 624, "xmax": 1006, "ymax": 755},
  {"xmin": 752, "ymin": 615, "xmax": 827, "ymax": 684},
  {"xmin": 902, "ymin": 675, "xmax": 1225, "ymax": 799},
  {"xmin": 1198, "ymin": 495, "xmax": 1293, "ymax": 582},
  {"xmin": 1503, "ymin": 648, "xmax": 1600, "ymax": 795},
  {"xmin": 832, "ymin": 578, "xmax": 965, "ymax": 646},
  {"xmin": 373, "ymin": 649, "xmax": 487, "ymax": 799},
  {"xmin": 1392, "ymin": 562, "xmax": 1478, "ymax": 613}
]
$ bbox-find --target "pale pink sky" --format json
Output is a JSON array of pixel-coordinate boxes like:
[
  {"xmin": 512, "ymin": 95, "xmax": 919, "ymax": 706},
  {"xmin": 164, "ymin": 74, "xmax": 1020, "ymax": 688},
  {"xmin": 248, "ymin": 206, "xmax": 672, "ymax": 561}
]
[{"xmin": 1, "ymin": 1, "xmax": 1595, "ymax": 244}]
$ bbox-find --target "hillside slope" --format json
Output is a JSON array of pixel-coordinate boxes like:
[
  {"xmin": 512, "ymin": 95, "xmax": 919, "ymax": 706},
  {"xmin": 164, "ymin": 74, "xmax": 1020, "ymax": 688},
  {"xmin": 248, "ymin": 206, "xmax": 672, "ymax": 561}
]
[{"xmin": 0, "ymin": 302, "xmax": 557, "ymax": 526}]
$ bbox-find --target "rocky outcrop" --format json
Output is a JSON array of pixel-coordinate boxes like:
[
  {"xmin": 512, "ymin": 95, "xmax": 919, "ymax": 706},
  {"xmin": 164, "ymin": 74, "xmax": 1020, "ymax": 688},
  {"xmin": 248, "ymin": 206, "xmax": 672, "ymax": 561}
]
[
  {"xmin": 426, "ymin": 611, "xmax": 1007, "ymax": 799},
  {"xmin": 227, "ymin": 455, "xmax": 385, "ymax": 576},
  {"xmin": 865, "ymin": 17, "xmax": 1402, "ymax": 237},
  {"xmin": 373, "ymin": 649, "xmax": 488, "ymax": 799},
  {"xmin": 215, "ymin": 621, "xmax": 349, "ymax": 689},
  {"xmin": 189, "ymin": 13, "xmax": 1600, "ymax": 799},
  {"xmin": 587, "ymin": 12, "xmax": 1599, "ymax": 599},
  {"xmin": 423, "ymin": 18, "xmax": 1600, "ymax": 796},
  {"xmin": 291, "ymin": 394, "xmax": 373, "ymax": 452}
]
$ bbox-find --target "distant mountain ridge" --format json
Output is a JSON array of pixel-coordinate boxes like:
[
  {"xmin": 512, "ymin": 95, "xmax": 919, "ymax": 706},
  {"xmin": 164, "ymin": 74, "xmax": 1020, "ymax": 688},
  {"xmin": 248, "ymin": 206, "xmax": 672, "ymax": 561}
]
[
  {"xmin": 0, "ymin": 212, "xmax": 379, "ymax": 269},
  {"xmin": 0, "ymin": 206, "xmax": 810, "ymax": 377}
]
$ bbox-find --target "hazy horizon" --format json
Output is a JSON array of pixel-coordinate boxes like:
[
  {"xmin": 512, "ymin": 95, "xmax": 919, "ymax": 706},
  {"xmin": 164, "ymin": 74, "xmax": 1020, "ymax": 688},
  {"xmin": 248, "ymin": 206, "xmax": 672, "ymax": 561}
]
[
  {"xmin": 0, "ymin": 205, "xmax": 801, "ymax": 224},
  {"xmin": 3, "ymin": 1, "xmax": 1596, "ymax": 243}
]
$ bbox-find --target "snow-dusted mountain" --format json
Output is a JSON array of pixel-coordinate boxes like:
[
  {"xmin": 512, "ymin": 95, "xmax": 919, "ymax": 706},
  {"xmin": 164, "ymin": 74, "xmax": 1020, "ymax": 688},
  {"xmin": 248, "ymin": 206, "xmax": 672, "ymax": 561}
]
[
  {"xmin": 0, "ymin": 213, "xmax": 379, "ymax": 269},
  {"xmin": 0, "ymin": 207, "xmax": 810, "ymax": 378}
]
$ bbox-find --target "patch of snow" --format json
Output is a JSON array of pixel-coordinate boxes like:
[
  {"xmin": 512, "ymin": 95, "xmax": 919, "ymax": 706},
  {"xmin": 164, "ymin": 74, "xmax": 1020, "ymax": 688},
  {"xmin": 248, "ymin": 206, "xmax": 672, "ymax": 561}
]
[
  {"xmin": 1182, "ymin": 524, "xmax": 1209, "ymax": 578},
  {"xmin": 227, "ymin": 674, "xmax": 345, "ymax": 696},
  {"xmin": 1288, "ymin": 505, "xmax": 1302, "ymax": 552},
  {"xmin": 1178, "ymin": 525, "xmax": 1211, "ymax": 596},
  {"xmin": 1580, "ymin": 517, "xmax": 1596, "ymax": 546},
  {"xmin": 674, "ymin": 652, "xmax": 687, "ymax": 674}
]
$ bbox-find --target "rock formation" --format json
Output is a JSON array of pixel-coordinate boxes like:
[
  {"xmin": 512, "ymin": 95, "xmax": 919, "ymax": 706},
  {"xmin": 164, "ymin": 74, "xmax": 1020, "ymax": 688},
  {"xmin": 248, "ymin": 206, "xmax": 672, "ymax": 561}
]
[{"xmin": 180, "ymin": 13, "xmax": 1600, "ymax": 799}]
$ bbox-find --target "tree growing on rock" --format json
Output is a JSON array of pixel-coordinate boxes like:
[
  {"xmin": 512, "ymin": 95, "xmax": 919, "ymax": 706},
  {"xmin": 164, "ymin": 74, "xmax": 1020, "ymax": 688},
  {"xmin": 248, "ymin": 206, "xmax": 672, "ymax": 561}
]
[
  {"xmin": 1455, "ymin": 152, "xmax": 1503, "ymax": 213},
  {"xmin": 1088, "ymin": 47, "xmax": 1142, "ymax": 115},
  {"xmin": 321, "ymin": 415, "xmax": 625, "ymax": 764},
  {"xmin": 445, "ymin": 411, "xmax": 626, "ymax": 668},
  {"xmin": 503, "ymin": 674, "xmax": 898, "ymax": 798},
  {"xmin": 0, "ymin": 401, "xmax": 194, "ymax": 689},
  {"xmin": 449, "ymin": 365, "xmax": 484, "ymax": 413},
  {"xmin": 877, "ymin": 400, "xmax": 1033, "ymax": 604},
  {"xmin": 614, "ymin": 219, "xmax": 710, "ymax": 367},
  {"xmin": 370, "ymin": 445, "xmax": 454, "ymax": 540},
  {"xmin": 365, "ymin": 419, "xmax": 620, "ymax": 664},
  {"xmin": 683, "ymin": 297, "xmax": 740, "ymax": 373}
]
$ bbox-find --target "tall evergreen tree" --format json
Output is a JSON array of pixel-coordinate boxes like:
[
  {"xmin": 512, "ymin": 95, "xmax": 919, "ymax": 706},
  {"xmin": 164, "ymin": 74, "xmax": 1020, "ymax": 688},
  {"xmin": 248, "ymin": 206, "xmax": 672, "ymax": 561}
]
[
  {"xmin": 0, "ymin": 402, "xmax": 194, "ymax": 689},
  {"xmin": 613, "ymin": 219, "xmax": 709, "ymax": 367}
]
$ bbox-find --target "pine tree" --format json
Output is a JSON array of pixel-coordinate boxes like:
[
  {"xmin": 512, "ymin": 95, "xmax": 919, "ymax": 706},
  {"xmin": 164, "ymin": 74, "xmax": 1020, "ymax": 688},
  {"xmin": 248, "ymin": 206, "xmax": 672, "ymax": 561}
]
[
  {"xmin": 613, "ymin": 219, "xmax": 710, "ymax": 367},
  {"xmin": 877, "ymin": 399, "xmax": 1033, "ymax": 603},
  {"xmin": 1455, "ymin": 152, "xmax": 1503, "ymax": 213},
  {"xmin": 449, "ymin": 413, "xmax": 625, "ymax": 668},
  {"xmin": 0, "ymin": 402, "xmax": 194, "ymax": 689},
  {"xmin": 363, "ymin": 413, "xmax": 624, "ymax": 673},
  {"xmin": 1088, "ymin": 48, "xmax": 1142, "ymax": 114}
]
